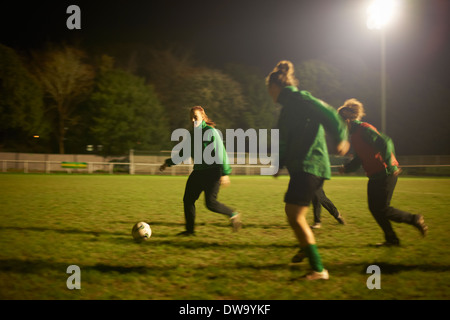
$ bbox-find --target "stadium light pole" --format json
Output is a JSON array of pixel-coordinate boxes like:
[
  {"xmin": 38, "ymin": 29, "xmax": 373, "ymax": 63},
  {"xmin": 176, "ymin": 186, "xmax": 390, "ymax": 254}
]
[{"xmin": 366, "ymin": 0, "xmax": 398, "ymax": 134}]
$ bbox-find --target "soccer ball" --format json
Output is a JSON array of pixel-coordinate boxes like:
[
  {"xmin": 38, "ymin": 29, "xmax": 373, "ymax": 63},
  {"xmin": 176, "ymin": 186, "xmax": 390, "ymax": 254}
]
[{"xmin": 132, "ymin": 221, "xmax": 152, "ymax": 242}]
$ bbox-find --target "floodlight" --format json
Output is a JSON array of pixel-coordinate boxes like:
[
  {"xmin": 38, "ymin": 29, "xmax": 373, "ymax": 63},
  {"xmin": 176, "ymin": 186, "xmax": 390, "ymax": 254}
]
[{"xmin": 366, "ymin": 0, "xmax": 398, "ymax": 30}]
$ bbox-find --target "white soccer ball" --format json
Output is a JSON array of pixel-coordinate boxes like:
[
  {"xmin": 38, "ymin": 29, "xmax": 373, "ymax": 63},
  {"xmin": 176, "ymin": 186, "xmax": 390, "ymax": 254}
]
[{"xmin": 132, "ymin": 221, "xmax": 152, "ymax": 242}]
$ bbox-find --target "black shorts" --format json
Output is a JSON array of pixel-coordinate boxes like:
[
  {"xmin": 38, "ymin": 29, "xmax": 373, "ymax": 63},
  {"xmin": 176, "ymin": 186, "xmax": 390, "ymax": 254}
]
[{"xmin": 284, "ymin": 171, "xmax": 324, "ymax": 206}]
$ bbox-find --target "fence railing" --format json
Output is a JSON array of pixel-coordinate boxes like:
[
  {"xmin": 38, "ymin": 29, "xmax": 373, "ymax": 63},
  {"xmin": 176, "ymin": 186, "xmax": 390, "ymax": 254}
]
[
  {"xmin": 1, "ymin": 159, "xmax": 450, "ymax": 176},
  {"xmin": 0, "ymin": 159, "xmax": 274, "ymax": 175}
]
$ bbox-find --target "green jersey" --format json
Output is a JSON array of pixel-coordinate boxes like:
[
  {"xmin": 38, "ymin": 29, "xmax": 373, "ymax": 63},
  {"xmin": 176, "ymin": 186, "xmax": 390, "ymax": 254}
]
[
  {"xmin": 165, "ymin": 121, "xmax": 232, "ymax": 176},
  {"xmin": 276, "ymin": 86, "xmax": 347, "ymax": 179}
]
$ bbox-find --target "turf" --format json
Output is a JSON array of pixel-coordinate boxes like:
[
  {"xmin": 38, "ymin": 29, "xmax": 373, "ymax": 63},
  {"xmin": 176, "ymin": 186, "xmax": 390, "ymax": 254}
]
[{"xmin": 0, "ymin": 173, "xmax": 449, "ymax": 300}]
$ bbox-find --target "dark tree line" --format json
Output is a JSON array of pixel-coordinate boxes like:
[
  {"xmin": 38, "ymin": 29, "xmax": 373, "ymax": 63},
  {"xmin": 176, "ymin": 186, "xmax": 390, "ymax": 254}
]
[
  {"xmin": 0, "ymin": 43, "xmax": 272, "ymax": 155},
  {"xmin": 1, "ymin": 42, "xmax": 449, "ymax": 156}
]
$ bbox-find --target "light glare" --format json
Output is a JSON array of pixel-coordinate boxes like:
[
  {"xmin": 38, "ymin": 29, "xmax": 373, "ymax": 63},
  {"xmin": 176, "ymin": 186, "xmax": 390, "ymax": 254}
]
[{"xmin": 366, "ymin": 0, "xmax": 398, "ymax": 30}]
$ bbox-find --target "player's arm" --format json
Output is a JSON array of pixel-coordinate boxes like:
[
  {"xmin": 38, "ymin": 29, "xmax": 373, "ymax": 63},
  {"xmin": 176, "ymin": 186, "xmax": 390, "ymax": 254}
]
[
  {"xmin": 210, "ymin": 128, "xmax": 232, "ymax": 176},
  {"xmin": 301, "ymin": 91, "xmax": 349, "ymax": 155},
  {"xmin": 160, "ymin": 130, "xmax": 191, "ymax": 171},
  {"xmin": 342, "ymin": 154, "xmax": 362, "ymax": 173},
  {"xmin": 276, "ymin": 106, "xmax": 290, "ymax": 173},
  {"xmin": 208, "ymin": 129, "xmax": 231, "ymax": 187}
]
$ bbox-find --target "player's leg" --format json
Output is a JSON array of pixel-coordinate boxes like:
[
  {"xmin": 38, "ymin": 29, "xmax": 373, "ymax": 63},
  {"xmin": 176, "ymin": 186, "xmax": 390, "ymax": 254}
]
[
  {"xmin": 182, "ymin": 170, "xmax": 204, "ymax": 235},
  {"xmin": 286, "ymin": 204, "xmax": 316, "ymax": 247},
  {"xmin": 383, "ymin": 175, "xmax": 428, "ymax": 236},
  {"xmin": 367, "ymin": 176, "xmax": 400, "ymax": 245},
  {"xmin": 311, "ymin": 193, "xmax": 322, "ymax": 228},
  {"xmin": 286, "ymin": 203, "xmax": 328, "ymax": 279},
  {"xmin": 319, "ymin": 189, "xmax": 345, "ymax": 225},
  {"xmin": 203, "ymin": 167, "xmax": 240, "ymax": 231},
  {"xmin": 285, "ymin": 172, "xmax": 328, "ymax": 279}
]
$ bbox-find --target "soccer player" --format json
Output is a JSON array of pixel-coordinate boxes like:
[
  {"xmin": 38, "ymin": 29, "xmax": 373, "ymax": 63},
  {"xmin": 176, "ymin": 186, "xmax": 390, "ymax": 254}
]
[
  {"xmin": 266, "ymin": 60, "xmax": 349, "ymax": 280},
  {"xmin": 311, "ymin": 186, "xmax": 345, "ymax": 229},
  {"xmin": 160, "ymin": 106, "xmax": 241, "ymax": 235},
  {"xmin": 337, "ymin": 98, "xmax": 428, "ymax": 246}
]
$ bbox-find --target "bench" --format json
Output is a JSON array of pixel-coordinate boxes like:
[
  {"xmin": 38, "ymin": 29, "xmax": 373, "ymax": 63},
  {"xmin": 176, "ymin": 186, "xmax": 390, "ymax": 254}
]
[{"xmin": 61, "ymin": 162, "xmax": 87, "ymax": 172}]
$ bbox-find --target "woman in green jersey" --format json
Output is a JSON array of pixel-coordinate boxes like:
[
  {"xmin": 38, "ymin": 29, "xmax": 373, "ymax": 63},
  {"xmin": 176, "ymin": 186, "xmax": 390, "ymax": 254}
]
[
  {"xmin": 266, "ymin": 60, "xmax": 349, "ymax": 280},
  {"xmin": 160, "ymin": 106, "xmax": 241, "ymax": 235}
]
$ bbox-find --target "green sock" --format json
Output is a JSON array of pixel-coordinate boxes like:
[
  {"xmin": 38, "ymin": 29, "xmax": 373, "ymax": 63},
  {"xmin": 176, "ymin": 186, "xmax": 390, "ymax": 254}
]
[{"xmin": 305, "ymin": 244, "xmax": 324, "ymax": 272}]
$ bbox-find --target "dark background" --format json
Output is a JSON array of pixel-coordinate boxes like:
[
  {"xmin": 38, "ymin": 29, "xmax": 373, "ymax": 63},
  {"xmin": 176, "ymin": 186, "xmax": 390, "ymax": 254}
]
[{"xmin": 1, "ymin": 0, "xmax": 449, "ymax": 155}]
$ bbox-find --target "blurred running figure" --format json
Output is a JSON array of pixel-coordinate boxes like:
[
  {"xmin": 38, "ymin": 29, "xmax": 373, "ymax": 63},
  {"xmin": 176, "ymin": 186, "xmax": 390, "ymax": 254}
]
[
  {"xmin": 338, "ymin": 98, "xmax": 427, "ymax": 246},
  {"xmin": 267, "ymin": 60, "xmax": 349, "ymax": 280},
  {"xmin": 311, "ymin": 186, "xmax": 345, "ymax": 229}
]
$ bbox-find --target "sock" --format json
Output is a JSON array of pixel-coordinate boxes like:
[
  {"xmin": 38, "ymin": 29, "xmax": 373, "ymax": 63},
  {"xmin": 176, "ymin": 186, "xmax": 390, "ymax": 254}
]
[{"xmin": 305, "ymin": 244, "xmax": 324, "ymax": 272}]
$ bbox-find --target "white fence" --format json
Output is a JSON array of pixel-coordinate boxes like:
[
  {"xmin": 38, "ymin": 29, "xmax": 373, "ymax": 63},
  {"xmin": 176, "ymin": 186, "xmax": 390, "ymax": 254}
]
[
  {"xmin": 0, "ymin": 159, "xmax": 276, "ymax": 175},
  {"xmin": 0, "ymin": 152, "xmax": 449, "ymax": 176},
  {"xmin": 1, "ymin": 158, "xmax": 450, "ymax": 176}
]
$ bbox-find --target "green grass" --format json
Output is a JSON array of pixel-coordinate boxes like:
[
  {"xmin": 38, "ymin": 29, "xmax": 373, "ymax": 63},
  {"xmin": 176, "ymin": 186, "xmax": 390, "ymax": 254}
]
[{"xmin": 0, "ymin": 173, "xmax": 449, "ymax": 300}]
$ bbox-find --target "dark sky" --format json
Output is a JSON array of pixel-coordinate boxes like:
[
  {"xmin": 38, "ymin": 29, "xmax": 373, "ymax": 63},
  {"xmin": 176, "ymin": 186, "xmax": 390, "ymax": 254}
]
[
  {"xmin": 1, "ymin": 0, "xmax": 450, "ymax": 154},
  {"xmin": 2, "ymin": 0, "xmax": 449, "ymax": 75}
]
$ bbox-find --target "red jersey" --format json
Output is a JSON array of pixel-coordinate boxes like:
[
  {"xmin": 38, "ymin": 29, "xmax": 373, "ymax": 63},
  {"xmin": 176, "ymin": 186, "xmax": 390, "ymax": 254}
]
[{"xmin": 347, "ymin": 121, "xmax": 399, "ymax": 177}]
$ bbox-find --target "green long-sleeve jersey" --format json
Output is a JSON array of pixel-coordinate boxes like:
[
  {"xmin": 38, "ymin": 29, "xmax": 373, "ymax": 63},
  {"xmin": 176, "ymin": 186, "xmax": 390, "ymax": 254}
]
[
  {"xmin": 165, "ymin": 120, "xmax": 232, "ymax": 176},
  {"xmin": 276, "ymin": 86, "xmax": 348, "ymax": 179}
]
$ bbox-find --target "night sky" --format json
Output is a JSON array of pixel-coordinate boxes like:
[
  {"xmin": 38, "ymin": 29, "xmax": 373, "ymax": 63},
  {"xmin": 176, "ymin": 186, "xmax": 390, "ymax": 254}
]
[{"xmin": 1, "ymin": 0, "xmax": 449, "ymax": 154}]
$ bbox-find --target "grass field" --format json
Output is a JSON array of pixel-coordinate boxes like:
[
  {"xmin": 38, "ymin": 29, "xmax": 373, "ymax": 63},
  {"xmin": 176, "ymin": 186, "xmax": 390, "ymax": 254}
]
[{"xmin": 0, "ymin": 173, "xmax": 449, "ymax": 300}]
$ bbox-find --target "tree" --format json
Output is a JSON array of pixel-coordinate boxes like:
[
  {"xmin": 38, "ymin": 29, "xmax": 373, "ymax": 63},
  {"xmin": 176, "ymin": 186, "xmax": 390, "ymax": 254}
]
[
  {"xmin": 30, "ymin": 44, "xmax": 95, "ymax": 154},
  {"xmin": 295, "ymin": 59, "xmax": 343, "ymax": 108},
  {"xmin": 321, "ymin": 51, "xmax": 379, "ymax": 123},
  {"xmin": 223, "ymin": 63, "xmax": 277, "ymax": 130},
  {"xmin": 88, "ymin": 66, "xmax": 169, "ymax": 155},
  {"xmin": 0, "ymin": 44, "xmax": 50, "ymax": 152},
  {"xmin": 133, "ymin": 46, "xmax": 198, "ymax": 130},
  {"xmin": 175, "ymin": 67, "xmax": 248, "ymax": 131}
]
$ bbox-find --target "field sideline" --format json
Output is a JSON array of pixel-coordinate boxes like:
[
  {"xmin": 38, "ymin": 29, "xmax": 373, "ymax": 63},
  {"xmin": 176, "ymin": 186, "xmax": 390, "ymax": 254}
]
[{"xmin": 0, "ymin": 173, "xmax": 449, "ymax": 300}]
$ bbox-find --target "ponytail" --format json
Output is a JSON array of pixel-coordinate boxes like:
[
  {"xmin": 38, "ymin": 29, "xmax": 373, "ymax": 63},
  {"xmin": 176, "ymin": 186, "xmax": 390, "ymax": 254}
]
[
  {"xmin": 337, "ymin": 99, "xmax": 366, "ymax": 121},
  {"xmin": 266, "ymin": 60, "xmax": 299, "ymax": 88}
]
